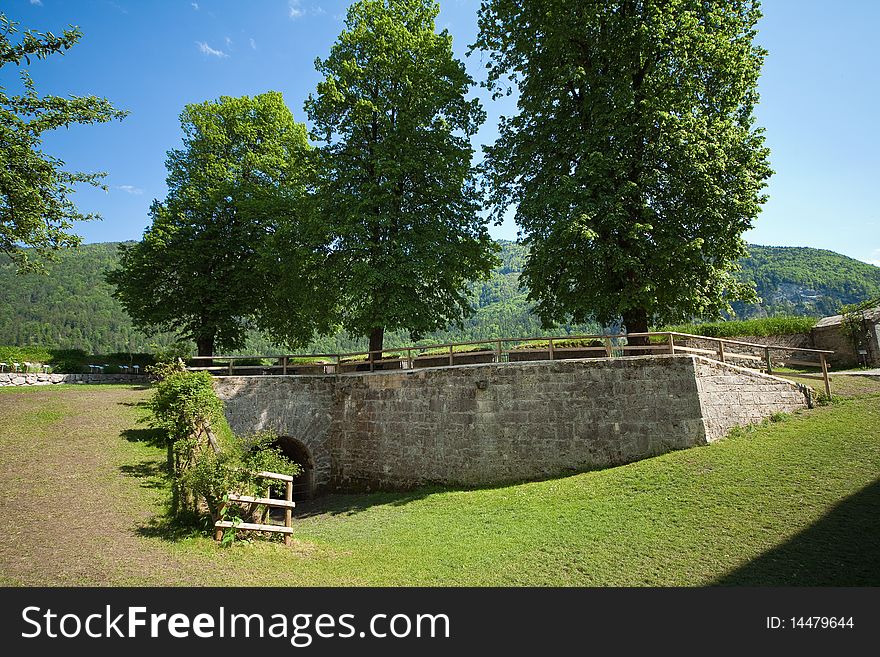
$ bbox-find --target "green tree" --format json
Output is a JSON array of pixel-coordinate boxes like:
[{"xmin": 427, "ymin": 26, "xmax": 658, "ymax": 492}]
[
  {"xmin": 108, "ymin": 92, "xmax": 313, "ymax": 357},
  {"xmin": 302, "ymin": 0, "xmax": 497, "ymax": 356},
  {"xmin": 0, "ymin": 14, "xmax": 127, "ymax": 273},
  {"xmin": 474, "ymin": 0, "xmax": 772, "ymax": 344}
]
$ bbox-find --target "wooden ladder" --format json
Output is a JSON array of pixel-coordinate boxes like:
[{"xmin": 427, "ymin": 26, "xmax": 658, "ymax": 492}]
[{"xmin": 214, "ymin": 470, "xmax": 295, "ymax": 546}]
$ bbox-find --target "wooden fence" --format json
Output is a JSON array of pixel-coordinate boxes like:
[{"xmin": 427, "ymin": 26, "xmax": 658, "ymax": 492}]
[
  {"xmin": 188, "ymin": 331, "xmax": 835, "ymax": 397},
  {"xmin": 214, "ymin": 470, "xmax": 295, "ymax": 546}
]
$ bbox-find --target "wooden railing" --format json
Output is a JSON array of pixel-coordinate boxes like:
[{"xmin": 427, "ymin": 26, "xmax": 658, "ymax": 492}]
[
  {"xmin": 188, "ymin": 331, "xmax": 835, "ymax": 396},
  {"xmin": 214, "ymin": 470, "xmax": 295, "ymax": 546}
]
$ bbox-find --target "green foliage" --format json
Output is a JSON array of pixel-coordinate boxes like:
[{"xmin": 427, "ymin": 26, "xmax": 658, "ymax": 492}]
[
  {"xmin": 474, "ymin": 0, "xmax": 771, "ymax": 333},
  {"xmin": 107, "ymin": 92, "xmax": 313, "ymax": 356},
  {"xmin": 0, "ymin": 344, "xmax": 153, "ymax": 373},
  {"xmin": 147, "ymin": 369, "xmax": 223, "ymax": 443},
  {"xmin": 0, "ymin": 242, "xmax": 178, "ymax": 353},
  {"xmin": 0, "ymin": 13, "xmax": 127, "ymax": 273},
  {"xmin": 512, "ymin": 338, "xmax": 605, "ymax": 350},
  {"xmin": 2, "ymin": 240, "xmax": 878, "ymax": 355},
  {"xmin": 661, "ymin": 316, "xmax": 818, "ymax": 338},
  {"xmin": 839, "ymin": 295, "xmax": 880, "ymax": 354},
  {"xmin": 298, "ymin": 0, "xmax": 497, "ymax": 352},
  {"xmin": 179, "ymin": 431, "xmax": 298, "ymax": 523},
  {"xmin": 735, "ymin": 246, "xmax": 880, "ymax": 317},
  {"xmin": 145, "ymin": 368, "xmax": 299, "ymax": 529}
]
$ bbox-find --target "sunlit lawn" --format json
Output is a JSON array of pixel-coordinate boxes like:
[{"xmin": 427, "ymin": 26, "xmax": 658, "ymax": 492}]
[{"xmin": 0, "ymin": 377, "xmax": 877, "ymax": 586}]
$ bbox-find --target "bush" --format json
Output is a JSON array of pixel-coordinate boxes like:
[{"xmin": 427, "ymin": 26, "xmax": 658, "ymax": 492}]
[
  {"xmin": 511, "ymin": 338, "xmax": 605, "ymax": 350},
  {"xmin": 418, "ymin": 343, "xmax": 493, "ymax": 356},
  {"xmin": 148, "ymin": 368, "xmax": 224, "ymax": 443},
  {"xmin": 146, "ymin": 368, "xmax": 299, "ymax": 529},
  {"xmin": 181, "ymin": 431, "xmax": 299, "ymax": 523},
  {"xmin": 660, "ymin": 316, "xmax": 817, "ymax": 338},
  {"xmin": 0, "ymin": 345, "xmax": 155, "ymax": 373}
]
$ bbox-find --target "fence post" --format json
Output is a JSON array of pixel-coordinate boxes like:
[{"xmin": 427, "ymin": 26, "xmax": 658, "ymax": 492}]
[
  {"xmin": 764, "ymin": 347, "xmax": 772, "ymax": 374},
  {"xmin": 214, "ymin": 500, "xmax": 226, "ymax": 542},
  {"xmin": 496, "ymin": 339, "xmax": 502, "ymax": 363},
  {"xmin": 718, "ymin": 339, "xmax": 726, "ymax": 363},
  {"xmin": 667, "ymin": 333, "xmax": 675, "ymax": 355},
  {"xmin": 448, "ymin": 345, "xmax": 454, "ymax": 366},
  {"xmin": 282, "ymin": 356, "xmax": 288, "ymax": 376},
  {"xmin": 369, "ymin": 350, "xmax": 374, "ymax": 372},
  {"xmin": 549, "ymin": 338, "xmax": 555, "ymax": 360},
  {"xmin": 284, "ymin": 481, "xmax": 293, "ymax": 547},
  {"xmin": 604, "ymin": 337, "xmax": 613, "ymax": 358},
  {"xmin": 228, "ymin": 358, "xmax": 234, "ymax": 376},
  {"xmin": 820, "ymin": 353, "xmax": 831, "ymax": 398}
]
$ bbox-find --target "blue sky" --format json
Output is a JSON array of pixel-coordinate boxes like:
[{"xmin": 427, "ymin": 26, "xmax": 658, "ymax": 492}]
[{"xmin": 4, "ymin": 0, "xmax": 879, "ymax": 265}]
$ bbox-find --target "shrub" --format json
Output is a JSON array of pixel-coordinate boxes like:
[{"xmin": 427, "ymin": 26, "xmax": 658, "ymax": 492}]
[
  {"xmin": 660, "ymin": 316, "xmax": 817, "ymax": 338},
  {"xmin": 511, "ymin": 338, "xmax": 605, "ymax": 350},
  {"xmin": 146, "ymin": 368, "xmax": 299, "ymax": 528},
  {"xmin": 180, "ymin": 431, "xmax": 298, "ymax": 523},
  {"xmin": 148, "ymin": 368, "xmax": 224, "ymax": 443}
]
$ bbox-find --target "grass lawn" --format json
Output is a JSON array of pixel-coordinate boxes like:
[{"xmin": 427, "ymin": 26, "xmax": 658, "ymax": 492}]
[{"xmin": 0, "ymin": 377, "xmax": 878, "ymax": 586}]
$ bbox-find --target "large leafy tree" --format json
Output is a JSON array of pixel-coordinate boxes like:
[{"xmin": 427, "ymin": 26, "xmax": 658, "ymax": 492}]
[
  {"xmin": 302, "ymin": 0, "xmax": 497, "ymax": 355},
  {"xmin": 474, "ymin": 0, "xmax": 772, "ymax": 343},
  {"xmin": 0, "ymin": 14, "xmax": 127, "ymax": 273},
  {"xmin": 108, "ymin": 93, "xmax": 313, "ymax": 357}
]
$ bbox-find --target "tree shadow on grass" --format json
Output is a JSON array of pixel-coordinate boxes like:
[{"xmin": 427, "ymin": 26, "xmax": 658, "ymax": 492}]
[
  {"xmin": 119, "ymin": 460, "xmax": 168, "ymax": 490},
  {"xmin": 714, "ymin": 478, "xmax": 880, "ymax": 586},
  {"xmin": 121, "ymin": 427, "xmax": 167, "ymax": 449},
  {"xmin": 292, "ymin": 469, "xmax": 595, "ymax": 519},
  {"xmin": 293, "ymin": 488, "xmax": 440, "ymax": 519},
  {"xmin": 135, "ymin": 514, "xmax": 212, "ymax": 543}
]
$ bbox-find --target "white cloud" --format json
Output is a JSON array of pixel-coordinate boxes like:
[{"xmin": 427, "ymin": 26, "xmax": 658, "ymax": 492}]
[
  {"xmin": 289, "ymin": 0, "xmax": 324, "ymax": 19},
  {"xmin": 224, "ymin": 35, "xmax": 233, "ymax": 47},
  {"xmin": 196, "ymin": 41, "xmax": 228, "ymax": 58},
  {"xmin": 249, "ymin": 37, "xmax": 257, "ymax": 50},
  {"xmin": 191, "ymin": 2, "xmax": 199, "ymax": 9},
  {"xmin": 30, "ymin": 0, "xmax": 43, "ymax": 6},
  {"xmin": 115, "ymin": 185, "xmax": 143, "ymax": 195},
  {"xmin": 867, "ymin": 248, "xmax": 880, "ymax": 267}
]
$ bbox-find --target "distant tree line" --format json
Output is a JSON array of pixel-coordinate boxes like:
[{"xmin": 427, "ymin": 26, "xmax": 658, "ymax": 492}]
[{"xmin": 6, "ymin": 240, "xmax": 878, "ymax": 356}]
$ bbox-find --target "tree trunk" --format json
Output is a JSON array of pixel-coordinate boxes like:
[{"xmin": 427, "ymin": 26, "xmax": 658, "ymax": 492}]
[
  {"xmin": 623, "ymin": 307, "xmax": 650, "ymax": 353},
  {"xmin": 368, "ymin": 327, "xmax": 385, "ymax": 364},
  {"xmin": 196, "ymin": 333, "xmax": 215, "ymax": 368}
]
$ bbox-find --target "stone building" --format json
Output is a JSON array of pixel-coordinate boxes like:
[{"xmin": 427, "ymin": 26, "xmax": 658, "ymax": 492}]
[{"xmin": 812, "ymin": 305, "xmax": 880, "ymax": 367}]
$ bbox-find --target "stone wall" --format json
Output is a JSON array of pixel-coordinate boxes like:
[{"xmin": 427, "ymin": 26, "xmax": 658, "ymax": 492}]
[
  {"xmin": 694, "ymin": 358, "xmax": 812, "ymax": 441},
  {"xmin": 215, "ymin": 354, "xmax": 810, "ymax": 492},
  {"xmin": 811, "ymin": 324, "xmax": 864, "ymax": 367},
  {"xmin": 213, "ymin": 376, "xmax": 336, "ymax": 490},
  {"xmin": 0, "ymin": 373, "xmax": 148, "ymax": 387}
]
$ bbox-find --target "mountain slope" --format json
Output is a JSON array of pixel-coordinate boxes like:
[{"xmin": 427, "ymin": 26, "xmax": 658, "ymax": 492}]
[
  {"xmin": 1, "ymin": 241, "xmax": 878, "ymax": 353},
  {"xmin": 735, "ymin": 245, "xmax": 880, "ymax": 317}
]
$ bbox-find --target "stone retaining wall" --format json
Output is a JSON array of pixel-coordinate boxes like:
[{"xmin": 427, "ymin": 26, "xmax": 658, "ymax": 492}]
[
  {"xmin": 0, "ymin": 373, "xmax": 149, "ymax": 387},
  {"xmin": 694, "ymin": 358, "xmax": 812, "ymax": 441},
  {"xmin": 215, "ymin": 354, "xmax": 809, "ymax": 492}
]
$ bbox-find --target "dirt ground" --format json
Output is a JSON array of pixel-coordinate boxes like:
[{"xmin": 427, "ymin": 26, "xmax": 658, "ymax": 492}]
[{"xmin": 0, "ymin": 385, "xmax": 212, "ymax": 585}]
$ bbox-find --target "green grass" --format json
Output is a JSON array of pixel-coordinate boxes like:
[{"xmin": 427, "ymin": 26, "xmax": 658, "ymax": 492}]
[
  {"xmin": 660, "ymin": 316, "xmax": 818, "ymax": 338},
  {"xmin": 0, "ymin": 379, "xmax": 878, "ymax": 586}
]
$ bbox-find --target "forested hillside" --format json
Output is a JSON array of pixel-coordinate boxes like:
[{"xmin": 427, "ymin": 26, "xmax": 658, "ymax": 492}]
[
  {"xmin": 1, "ymin": 241, "xmax": 878, "ymax": 354},
  {"xmin": 735, "ymin": 245, "xmax": 880, "ymax": 317},
  {"xmin": 0, "ymin": 243, "xmax": 174, "ymax": 353}
]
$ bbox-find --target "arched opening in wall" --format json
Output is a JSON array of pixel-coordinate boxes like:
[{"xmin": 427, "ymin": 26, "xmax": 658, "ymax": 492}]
[{"xmin": 273, "ymin": 436, "xmax": 316, "ymax": 501}]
